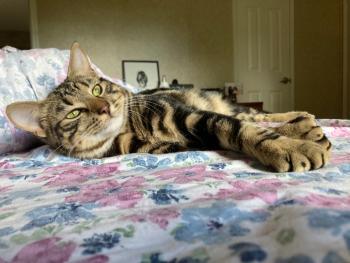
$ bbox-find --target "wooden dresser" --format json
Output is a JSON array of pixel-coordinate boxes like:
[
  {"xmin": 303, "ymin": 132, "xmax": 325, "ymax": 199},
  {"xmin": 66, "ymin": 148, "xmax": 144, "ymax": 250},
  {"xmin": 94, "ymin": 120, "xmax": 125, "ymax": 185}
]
[
  {"xmin": 236, "ymin": 102, "xmax": 264, "ymax": 111},
  {"xmin": 200, "ymin": 87, "xmax": 264, "ymax": 112}
]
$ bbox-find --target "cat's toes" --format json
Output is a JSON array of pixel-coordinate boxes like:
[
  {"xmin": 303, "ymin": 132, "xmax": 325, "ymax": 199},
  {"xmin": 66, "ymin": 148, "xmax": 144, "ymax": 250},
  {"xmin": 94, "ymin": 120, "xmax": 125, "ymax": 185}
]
[
  {"xmin": 261, "ymin": 138, "xmax": 330, "ymax": 172},
  {"xmin": 290, "ymin": 141, "xmax": 329, "ymax": 172},
  {"xmin": 302, "ymin": 126, "xmax": 323, "ymax": 140},
  {"xmin": 276, "ymin": 116, "xmax": 315, "ymax": 137},
  {"xmin": 315, "ymin": 135, "xmax": 332, "ymax": 152},
  {"xmin": 276, "ymin": 116, "xmax": 328, "ymax": 143},
  {"xmin": 275, "ymin": 116, "xmax": 332, "ymax": 153}
]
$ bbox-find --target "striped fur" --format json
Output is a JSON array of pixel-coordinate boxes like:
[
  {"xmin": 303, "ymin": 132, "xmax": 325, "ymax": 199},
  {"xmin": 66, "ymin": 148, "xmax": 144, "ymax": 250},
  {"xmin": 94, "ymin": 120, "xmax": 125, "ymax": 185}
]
[{"xmin": 6, "ymin": 43, "xmax": 331, "ymax": 172}]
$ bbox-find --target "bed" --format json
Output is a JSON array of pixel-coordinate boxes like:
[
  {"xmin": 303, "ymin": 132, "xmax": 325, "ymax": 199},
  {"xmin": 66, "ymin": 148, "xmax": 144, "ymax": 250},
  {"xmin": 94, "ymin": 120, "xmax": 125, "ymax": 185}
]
[
  {"xmin": 1, "ymin": 46, "xmax": 350, "ymax": 263},
  {"xmin": 0, "ymin": 119, "xmax": 349, "ymax": 263}
]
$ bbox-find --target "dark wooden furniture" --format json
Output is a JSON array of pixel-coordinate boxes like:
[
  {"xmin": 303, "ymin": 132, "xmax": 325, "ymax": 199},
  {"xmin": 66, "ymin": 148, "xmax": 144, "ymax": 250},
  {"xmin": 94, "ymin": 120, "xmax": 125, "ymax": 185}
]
[{"xmin": 236, "ymin": 102, "xmax": 264, "ymax": 111}]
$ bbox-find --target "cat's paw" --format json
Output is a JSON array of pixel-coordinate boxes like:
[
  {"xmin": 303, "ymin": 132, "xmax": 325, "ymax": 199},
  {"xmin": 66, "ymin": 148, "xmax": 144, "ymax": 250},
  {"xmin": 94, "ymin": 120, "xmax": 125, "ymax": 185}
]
[
  {"xmin": 285, "ymin": 111, "xmax": 315, "ymax": 120},
  {"xmin": 274, "ymin": 116, "xmax": 332, "ymax": 152},
  {"xmin": 258, "ymin": 138, "xmax": 330, "ymax": 173}
]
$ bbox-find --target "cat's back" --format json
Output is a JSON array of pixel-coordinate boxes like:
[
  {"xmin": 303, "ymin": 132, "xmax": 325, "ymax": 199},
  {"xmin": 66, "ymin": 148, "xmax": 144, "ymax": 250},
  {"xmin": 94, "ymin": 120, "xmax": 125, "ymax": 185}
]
[{"xmin": 137, "ymin": 87, "xmax": 233, "ymax": 115}]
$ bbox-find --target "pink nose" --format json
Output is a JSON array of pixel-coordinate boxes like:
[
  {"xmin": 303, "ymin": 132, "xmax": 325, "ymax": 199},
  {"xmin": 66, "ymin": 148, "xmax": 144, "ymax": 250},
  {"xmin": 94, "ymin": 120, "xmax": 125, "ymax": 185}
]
[{"xmin": 99, "ymin": 103, "xmax": 110, "ymax": 115}]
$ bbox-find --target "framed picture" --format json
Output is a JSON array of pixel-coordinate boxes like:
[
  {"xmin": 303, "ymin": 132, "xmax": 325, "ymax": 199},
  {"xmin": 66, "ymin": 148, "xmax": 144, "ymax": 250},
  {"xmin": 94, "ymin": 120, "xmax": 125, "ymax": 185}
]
[{"xmin": 122, "ymin": 60, "xmax": 160, "ymax": 90}]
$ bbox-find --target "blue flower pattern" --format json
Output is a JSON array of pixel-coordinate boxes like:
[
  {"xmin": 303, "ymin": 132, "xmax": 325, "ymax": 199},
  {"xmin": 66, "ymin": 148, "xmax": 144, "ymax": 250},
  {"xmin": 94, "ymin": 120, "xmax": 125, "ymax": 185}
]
[
  {"xmin": 229, "ymin": 243, "xmax": 267, "ymax": 262},
  {"xmin": 81, "ymin": 232, "xmax": 120, "ymax": 255},
  {"xmin": 132, "ymin": 155, "xmax": 172, "ymax": 169},
  {"xmin": 36, "ymin": 74, "xmax": 55, "ymax": 89},
  {"xmin": 208, "ymin": 163, "xmax": 226, "ymax": 170},
  {"xmin": 173, "ymin": 201, "xmax": 269, "ymax": 245},
  {"xmin": 141, "ymin": 252, "xmax": 209, "ymax": 263},
  {"xmin": 150, "ymin": 187, "xmax": 189, "ymax": 205},
  {"xmin": 22, "ymin": 203, "xmax": 96, "ymax": 230}
]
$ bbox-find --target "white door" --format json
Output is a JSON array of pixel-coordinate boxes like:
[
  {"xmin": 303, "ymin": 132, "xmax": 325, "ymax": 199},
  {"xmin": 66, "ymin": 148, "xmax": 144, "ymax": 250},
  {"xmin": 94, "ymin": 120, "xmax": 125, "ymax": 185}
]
[{"xmin": 234, "ymin": 0, "xmax": 293, "ymax": 113}]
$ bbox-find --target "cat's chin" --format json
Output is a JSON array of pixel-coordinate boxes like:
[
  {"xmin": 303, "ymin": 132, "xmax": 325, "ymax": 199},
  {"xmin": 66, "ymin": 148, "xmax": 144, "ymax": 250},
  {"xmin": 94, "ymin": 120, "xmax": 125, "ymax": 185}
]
[{"xmin": 96, "ymin": 115, "xmax": 125, "ymax": 138}]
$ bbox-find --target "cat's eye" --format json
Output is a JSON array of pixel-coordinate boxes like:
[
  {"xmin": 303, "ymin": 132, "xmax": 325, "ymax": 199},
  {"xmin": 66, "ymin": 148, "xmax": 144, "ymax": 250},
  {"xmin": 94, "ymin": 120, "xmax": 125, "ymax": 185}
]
[
  {"xmin": 92, "ymin": 85, "xmax": 102, "ymax": 97},
  {"xmin": 66, "ymin": 109, "xmax": 81, "ymax": 119}
]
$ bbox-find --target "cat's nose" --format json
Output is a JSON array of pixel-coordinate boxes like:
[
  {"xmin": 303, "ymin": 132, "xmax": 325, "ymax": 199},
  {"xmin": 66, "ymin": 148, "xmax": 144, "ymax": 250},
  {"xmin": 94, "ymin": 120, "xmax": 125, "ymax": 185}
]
[
  {"xmin": 98, "ymin": 102, "xmax": 110, "ymax": 115},
  {"xmin": 86, "ymin": 98, "xmax": 111, "ymax": 115}
]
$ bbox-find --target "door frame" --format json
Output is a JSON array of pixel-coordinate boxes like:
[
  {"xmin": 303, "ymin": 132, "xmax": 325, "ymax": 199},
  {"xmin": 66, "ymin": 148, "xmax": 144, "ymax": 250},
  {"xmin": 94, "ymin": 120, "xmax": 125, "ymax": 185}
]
[
  {"xmin": 232, "ymin": 0, "xmax": 295, "ymax": 110},
  {"xmin": 343, "ymin": 0, "xmax": 348, "ymax": 118},
  {"xmin": 29, "ymin": 0, "xmax": 40, "ymax": 48}
]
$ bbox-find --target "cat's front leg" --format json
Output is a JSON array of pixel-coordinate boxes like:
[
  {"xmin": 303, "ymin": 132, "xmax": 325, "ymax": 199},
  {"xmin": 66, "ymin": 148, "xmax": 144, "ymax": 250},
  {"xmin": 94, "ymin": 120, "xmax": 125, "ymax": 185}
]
[{"xmin": 182, "ymin": 111, "xmax": 330, "ymax": 172}]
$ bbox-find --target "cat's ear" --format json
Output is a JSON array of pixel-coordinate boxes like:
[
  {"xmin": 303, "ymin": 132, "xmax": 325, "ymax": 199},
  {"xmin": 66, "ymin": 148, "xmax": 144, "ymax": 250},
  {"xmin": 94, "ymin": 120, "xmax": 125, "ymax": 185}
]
[
  {"xmin": 67, "ymin": 42, "xmax": 96, "ymax": 79},
  {"xmin": 6, "ymin": 102, "xmax": 46, "ymax": 138}
]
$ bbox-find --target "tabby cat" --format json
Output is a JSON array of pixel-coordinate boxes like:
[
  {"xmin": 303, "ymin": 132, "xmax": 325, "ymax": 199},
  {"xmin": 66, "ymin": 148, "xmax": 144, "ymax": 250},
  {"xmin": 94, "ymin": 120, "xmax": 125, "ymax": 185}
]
[{"xmin": 6, "ymin": 43, "xmax": 331, "ymax": 172}]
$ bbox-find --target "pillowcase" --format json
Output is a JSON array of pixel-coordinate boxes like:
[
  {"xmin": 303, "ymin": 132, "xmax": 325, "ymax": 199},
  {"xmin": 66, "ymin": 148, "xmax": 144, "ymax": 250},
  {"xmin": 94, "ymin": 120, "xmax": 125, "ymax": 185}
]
[{"xmin": 0, "ymin": 46, "xmax": 138, "ymax": 155}]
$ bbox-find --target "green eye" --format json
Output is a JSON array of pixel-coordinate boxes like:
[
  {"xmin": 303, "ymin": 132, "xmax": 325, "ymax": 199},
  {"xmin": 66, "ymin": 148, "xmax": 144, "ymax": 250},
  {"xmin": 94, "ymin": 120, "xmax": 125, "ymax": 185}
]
[
  {"xmin": 92, "ymin": 85, "xmax": 102, "ymax": 97},
  {"xmin": 66, "ymin": 109, "xmax": 81, "ymax": 119}
]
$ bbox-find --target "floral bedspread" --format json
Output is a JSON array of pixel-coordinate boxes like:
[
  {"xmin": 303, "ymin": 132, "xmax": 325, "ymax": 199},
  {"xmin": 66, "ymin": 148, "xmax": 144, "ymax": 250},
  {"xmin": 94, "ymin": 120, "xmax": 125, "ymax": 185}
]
[{"xmin": 0, "ymin": 119, "xmax": 350, "ymax": 263}]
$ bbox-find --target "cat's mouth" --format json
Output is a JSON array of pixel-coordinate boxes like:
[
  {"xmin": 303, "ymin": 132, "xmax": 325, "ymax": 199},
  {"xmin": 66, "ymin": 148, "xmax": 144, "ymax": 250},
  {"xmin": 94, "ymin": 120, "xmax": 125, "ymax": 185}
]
[{"xmin": 92, "ymin": 115, "xmax": 125, "ymax": 138}]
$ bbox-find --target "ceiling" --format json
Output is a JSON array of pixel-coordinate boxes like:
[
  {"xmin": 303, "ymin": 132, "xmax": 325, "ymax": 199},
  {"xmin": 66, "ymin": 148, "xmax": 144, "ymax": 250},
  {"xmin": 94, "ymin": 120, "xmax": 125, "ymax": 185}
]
[{"xmin": 0, "ymin": 0, "xmax": 29, "ymax": 31}]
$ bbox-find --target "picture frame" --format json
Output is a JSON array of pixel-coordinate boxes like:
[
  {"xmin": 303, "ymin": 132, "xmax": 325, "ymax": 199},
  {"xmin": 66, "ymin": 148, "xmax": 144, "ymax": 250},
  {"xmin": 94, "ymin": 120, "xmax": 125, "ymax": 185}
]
[{"xmin": 122, "ymin": 60, "xmax": 160, "ymax": 90}]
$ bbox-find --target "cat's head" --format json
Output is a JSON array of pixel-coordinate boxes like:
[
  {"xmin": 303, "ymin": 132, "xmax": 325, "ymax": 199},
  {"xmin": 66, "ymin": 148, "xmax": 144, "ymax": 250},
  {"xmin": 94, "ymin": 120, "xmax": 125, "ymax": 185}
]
[{"xmin": 6, "ymin": 42, "xmax": 130, "ymax": 158}]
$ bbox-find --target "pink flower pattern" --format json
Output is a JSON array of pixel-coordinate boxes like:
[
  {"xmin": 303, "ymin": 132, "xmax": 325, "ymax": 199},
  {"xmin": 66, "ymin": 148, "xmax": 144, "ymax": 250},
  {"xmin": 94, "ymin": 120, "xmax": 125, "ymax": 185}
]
[
  {"xmin": 331, "ymin": 153, "xmax": 350, "ymax": 165},
  {"xmin": 0, "ymin": 162, "xmax": 15, "ymax": 169},
  {"xmin": 0, "ymin": 185, "xmax": 12, "ymax": 193},
  {"xmin": 35, "ymin": 163, "xmax": 119, "ymax": 187},
  {"xmin": 331, "ymin": 127, "xmax": 350, "ymax": 137},
  {"xmin": 206, "ymin": 179, "xmax": 296, "ymax": 204},
  {"xmin": 298, "ymin": 193, "xmax": 350, "ymax": 209},
  {"xmin": 0, "ymin": 237, "xmax": 76, "ymax": 263},
  {"xmin": 153, "ymin": 165, "xmax": 227, "ymax": 184},
  {"xmin": 66, "ymin": 177, "xmax": 145, "ymax": 208},
  {"xmin": 128, "ymin": 207, "xmax": 180, "ymax": 230}
]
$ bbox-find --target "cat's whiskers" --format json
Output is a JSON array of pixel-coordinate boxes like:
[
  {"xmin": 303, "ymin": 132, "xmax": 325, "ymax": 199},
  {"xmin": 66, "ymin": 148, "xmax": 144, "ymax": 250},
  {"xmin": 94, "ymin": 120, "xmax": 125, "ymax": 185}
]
[
  {"xmin": 68, "ymin": 145, "xmax": 76, "ymax": 159},
  {"xmin": 49, "ymin": 143, "xmax": 66, "ymax": 159},
  {"xmin": 127, "ymin": 97, "xmax": 162, "ymax": 117},
  {"xmin": 130, "ymin": 96, "xmax": 162, "ymax": 113},
  {"xmin": 52, "ymin": 144, "xmax": 64, "ymax": 153}
]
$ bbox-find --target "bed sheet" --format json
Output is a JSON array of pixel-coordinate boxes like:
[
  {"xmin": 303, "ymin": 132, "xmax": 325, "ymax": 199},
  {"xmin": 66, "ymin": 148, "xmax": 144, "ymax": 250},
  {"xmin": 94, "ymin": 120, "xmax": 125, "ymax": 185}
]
[{"xmin": 0, "ymin": 119, "xmax": 350, "ymax": 263}]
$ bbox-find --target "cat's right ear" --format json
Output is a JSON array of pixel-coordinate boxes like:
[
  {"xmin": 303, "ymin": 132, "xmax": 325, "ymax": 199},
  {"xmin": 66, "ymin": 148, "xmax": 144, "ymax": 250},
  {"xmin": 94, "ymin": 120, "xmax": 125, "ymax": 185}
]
[
  {"xmin": 67, "ymin": 42, "xmax": 96, "ymax": 79},
  {"xmin": 6, "ymin": 102, "xmax": 46, "ymax": 138}
]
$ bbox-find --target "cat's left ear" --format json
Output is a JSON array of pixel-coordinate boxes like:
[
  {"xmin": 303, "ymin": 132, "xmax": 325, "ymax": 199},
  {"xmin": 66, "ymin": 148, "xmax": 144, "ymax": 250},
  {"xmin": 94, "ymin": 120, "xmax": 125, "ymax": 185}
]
[
  {"xmin": 67, "ymin": 42, "xmax": 96, "ymax": 79},
  {"xmin": 6, "ymin": 101, "xmax": 46, "ymax": 138}
]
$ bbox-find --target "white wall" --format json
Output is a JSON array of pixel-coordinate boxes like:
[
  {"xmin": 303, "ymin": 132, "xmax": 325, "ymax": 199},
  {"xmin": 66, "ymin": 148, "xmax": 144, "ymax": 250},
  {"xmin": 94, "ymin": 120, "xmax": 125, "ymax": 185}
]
[
  {"xmin": 33, "ymin": 0, "xmax": 345, "ymax": 118},
  {"xmin": 35, "ymin": 0, "xmax": 234, "ymax": 89}
]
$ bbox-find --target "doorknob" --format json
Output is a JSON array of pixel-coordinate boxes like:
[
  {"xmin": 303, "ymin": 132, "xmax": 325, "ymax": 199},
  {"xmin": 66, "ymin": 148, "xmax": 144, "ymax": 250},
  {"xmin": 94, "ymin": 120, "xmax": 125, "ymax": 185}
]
[{"xmin": 280, "ymin": 77, "xmax": 292, "ymax": 84}]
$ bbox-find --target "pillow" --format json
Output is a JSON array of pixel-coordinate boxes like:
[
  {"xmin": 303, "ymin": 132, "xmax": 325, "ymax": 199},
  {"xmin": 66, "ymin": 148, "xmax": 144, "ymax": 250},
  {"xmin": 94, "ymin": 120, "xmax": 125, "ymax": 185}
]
[{"xmin": 0, "ymin": 46, "xmax": 138, "ymax": 155}]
